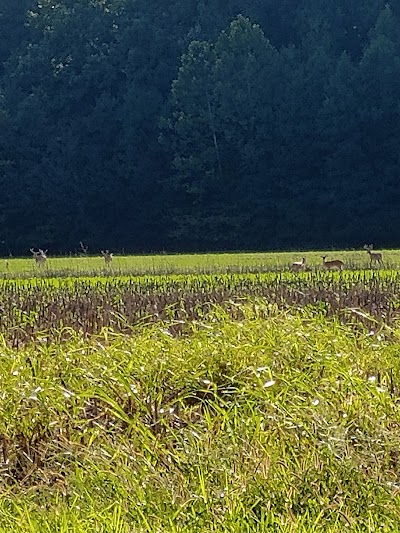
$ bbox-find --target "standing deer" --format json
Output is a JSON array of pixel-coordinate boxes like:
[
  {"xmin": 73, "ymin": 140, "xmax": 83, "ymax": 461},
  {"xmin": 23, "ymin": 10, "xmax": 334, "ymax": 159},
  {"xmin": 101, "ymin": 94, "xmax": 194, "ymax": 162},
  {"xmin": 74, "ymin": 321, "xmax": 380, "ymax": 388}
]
[
  {"xmin": 322, "ymin": 256, "xmax": 344, "ymax": 271},
  {"xmin": 30, "ymin": 248, "xmax": 47, "ymax": 267},
  {"xmin": 101, "ymin": 250, "xmax": 113, "ymax": 266},
  {"xmin": 291, "ymin": 257, "xmax": 306, "ymax": 272},
  {"xmin": 363, "ymin": 244, "xmax": 384, "ymax": 268}
]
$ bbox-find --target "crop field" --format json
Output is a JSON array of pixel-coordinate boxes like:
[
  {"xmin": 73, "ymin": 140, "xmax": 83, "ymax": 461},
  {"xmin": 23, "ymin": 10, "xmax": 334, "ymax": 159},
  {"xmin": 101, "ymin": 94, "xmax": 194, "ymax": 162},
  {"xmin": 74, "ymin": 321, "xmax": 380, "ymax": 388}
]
[{"xmin": 1, "ymin": 251, "xmax": 400, "ymax": 531}]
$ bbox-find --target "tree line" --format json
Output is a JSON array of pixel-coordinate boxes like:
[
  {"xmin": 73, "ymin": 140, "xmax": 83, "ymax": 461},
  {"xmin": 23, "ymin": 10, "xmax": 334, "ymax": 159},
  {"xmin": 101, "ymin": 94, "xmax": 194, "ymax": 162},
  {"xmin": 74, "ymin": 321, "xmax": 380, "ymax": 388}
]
[{"xmin": 0, "ymin": 0, "xmax": 399, "ymax": 254}]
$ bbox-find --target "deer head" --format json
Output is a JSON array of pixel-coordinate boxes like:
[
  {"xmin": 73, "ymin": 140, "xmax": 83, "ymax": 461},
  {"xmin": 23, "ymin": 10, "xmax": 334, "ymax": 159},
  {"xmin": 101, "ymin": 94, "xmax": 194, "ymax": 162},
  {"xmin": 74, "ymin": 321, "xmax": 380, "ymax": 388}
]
[
  {"xmin": 101, "ymin": 250, "xmax": 113, "ymax": 265},
  {"xmin": 30, "ymin": 248, "xmax": 47, "ymax": 266}
]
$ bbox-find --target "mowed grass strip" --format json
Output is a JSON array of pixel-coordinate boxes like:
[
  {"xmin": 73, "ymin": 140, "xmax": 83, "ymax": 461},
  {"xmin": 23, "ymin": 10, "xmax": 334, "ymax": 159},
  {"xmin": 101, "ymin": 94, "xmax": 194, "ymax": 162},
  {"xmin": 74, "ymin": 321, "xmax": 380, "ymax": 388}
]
[
  {"xmin": 0, "ymin": 305, "xmax": 399, "ymax": 531},
  {"xmin": 1, "ymin": 248, "xmax": 399, "ymax": 278}
]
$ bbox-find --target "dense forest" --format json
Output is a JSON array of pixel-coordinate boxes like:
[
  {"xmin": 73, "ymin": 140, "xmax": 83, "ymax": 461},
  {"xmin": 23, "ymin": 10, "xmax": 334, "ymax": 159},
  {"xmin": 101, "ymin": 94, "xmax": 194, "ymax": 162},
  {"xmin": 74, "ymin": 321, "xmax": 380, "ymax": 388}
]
[{"xmin": 0, "ymin": 0, "xmax": 399, "ymax": 254}]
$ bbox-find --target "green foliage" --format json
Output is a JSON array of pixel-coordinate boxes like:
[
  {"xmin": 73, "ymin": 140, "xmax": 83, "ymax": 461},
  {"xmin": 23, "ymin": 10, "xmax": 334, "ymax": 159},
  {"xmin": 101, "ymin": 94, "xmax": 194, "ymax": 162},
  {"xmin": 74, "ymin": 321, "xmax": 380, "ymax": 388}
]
[
  {"xmin": 163, "ymin": 16, "xmax": 283, "ymax": 248},
  {"xmin": 0, "ymin": 301, "xmax": 400, "ymax": 530},
  {"xmin": 0, "ymin": 252, "xmax": 399, "ymax": 528}
]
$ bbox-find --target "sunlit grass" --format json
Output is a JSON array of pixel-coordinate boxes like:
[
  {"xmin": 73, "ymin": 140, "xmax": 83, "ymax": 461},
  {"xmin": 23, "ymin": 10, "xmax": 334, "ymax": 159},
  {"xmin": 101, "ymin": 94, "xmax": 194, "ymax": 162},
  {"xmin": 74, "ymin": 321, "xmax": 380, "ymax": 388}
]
[
  {"xmin": 1, "ymin": 248, "xmax": 399, "ymax": 278},
  {"xmin": 1, "ymin": 248, "xmax": 400, "ymax": 530},
  {"xmin": 0, "ymin": 305, "xmax": 400, "ymax": 531},
  {"xmin": 0, "ymin": 269, "xmax": 400, "ymax": 345}
]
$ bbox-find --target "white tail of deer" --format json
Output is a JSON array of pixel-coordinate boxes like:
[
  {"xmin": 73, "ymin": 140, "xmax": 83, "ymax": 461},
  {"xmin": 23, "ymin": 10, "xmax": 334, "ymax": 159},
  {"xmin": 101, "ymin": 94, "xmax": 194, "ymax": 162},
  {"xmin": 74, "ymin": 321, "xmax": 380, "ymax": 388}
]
[
  {"xmin": 291, "ymin": 257, "xmax": 306, "ymax": 272},
  {"xmin": 322, "ymin": 256, "xmax": 344, "ymax": 271},
  {"xmin": 30, "ymin": 248, "xmax": 47, "ymax": 267},
  {"xmin": 363, "ymin": 244, "xmax": 383, "ymax": 267},
  {"xmin": 101, "ymin": 250, "xmax": 113, "ymax": 265}
]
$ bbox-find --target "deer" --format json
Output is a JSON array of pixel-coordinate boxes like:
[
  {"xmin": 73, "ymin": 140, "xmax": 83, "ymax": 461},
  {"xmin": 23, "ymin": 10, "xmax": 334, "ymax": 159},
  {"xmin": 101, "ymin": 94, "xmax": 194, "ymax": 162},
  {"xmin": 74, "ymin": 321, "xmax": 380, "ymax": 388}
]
[
  {"xmin": 30, "ymin": 248, "xmax": 47, "ymax": 267},
  {"xmin": 101, "ymin": 250, "xmax": 113, "ymax": 266},
  {"xmin": 363, "ymin": 244, "xmax": 384, "ymax": 268},
  {"xmin": 291, "ymin": 257, "xmax": 306, "ymax": 272},
  {"xmin": 322, "ymin": 256, "xmax": 344, "ymax": 271}
]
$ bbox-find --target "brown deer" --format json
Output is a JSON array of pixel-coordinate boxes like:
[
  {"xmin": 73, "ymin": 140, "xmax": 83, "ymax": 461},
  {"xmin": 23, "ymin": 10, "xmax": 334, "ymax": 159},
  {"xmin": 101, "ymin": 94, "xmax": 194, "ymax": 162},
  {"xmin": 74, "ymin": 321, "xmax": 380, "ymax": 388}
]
[
  {"xmin": 30, "ymin": 248, "xmax": 47, "ymax": 267},
  {"xmin": 101, "ymin": 250, "xmax": 113, "ymax": 265},
  {"xmin": 363, "ymin": 244, "xmax": 384, "ymax": 268},
  {"xmin": 322, "ymin": 256, "xmax": 344, "ymax": 271},
  {"xmin": 291, "ymin": 257, "xmax": 306, "ymax": 272}
]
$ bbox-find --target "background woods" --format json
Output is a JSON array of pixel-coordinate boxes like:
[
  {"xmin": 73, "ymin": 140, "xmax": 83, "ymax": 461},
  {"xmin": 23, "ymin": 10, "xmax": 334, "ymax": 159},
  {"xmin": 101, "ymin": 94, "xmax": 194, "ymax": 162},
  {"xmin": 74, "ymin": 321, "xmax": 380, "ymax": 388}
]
[{"xmin": 0, "ymin": 0, "xmax": 399, "ymax": 254}]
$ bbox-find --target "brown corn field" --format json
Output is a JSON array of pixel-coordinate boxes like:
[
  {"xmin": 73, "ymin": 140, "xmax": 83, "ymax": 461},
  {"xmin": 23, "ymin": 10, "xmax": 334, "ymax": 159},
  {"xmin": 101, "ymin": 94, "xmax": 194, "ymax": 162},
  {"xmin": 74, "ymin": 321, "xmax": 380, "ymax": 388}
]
[{"xmin": 0, "ymin": 270, "xmax": 399, "ymax": 345}]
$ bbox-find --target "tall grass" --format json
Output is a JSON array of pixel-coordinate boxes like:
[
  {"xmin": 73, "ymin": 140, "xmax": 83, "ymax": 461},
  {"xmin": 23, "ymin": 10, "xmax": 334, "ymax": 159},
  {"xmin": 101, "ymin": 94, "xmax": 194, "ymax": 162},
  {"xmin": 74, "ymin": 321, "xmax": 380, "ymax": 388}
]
[{"xmin": 0, "ymin": 305, "xmax": 400, "ymax": 531}]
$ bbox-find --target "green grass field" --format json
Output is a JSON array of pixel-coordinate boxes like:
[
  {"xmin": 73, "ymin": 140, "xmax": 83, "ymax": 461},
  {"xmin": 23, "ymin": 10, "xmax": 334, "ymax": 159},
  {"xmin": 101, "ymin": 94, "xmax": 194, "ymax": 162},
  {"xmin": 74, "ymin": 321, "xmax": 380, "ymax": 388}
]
[
  {"xmin": 2, "ymin": 248, "xmax": 398, "ymax": 277},
  {"xmin": 1, "ymin": 251, "xmax": 400, "ymax": 531}
]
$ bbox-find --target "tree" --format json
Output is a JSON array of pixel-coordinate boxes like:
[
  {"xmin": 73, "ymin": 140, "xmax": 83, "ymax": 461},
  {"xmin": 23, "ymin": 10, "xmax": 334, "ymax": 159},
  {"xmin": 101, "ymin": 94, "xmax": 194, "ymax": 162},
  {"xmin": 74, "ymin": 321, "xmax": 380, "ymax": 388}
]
[
  {"xmin": 2, "ymin": 0, "xmax": 400, "ymax": 252},
  {"xmin": 353, "ymin": 4, "xmax": 400, "ymax": 243},
  {"xmin": 317, "ymin": 5, "xmax": 400, "ymax": 246},
  {"xmin": 0, "ymin": 0, "xmax": 35, "ymax": 75},
  {"xmin": 162, "ymin": 16, "xmax": 284, "ymax": 249}
]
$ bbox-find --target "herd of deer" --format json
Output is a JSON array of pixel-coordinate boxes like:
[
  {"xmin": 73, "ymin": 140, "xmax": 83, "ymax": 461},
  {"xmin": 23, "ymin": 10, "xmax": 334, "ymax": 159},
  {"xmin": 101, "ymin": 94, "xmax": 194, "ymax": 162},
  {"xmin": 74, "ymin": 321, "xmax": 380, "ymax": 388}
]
[
  {"xmin": 28, "ymin": 244, "xmax": 384, "ymax": 270},
  {"xmin": 29, "ymin": 248, "xmax": 114, "ymax": 267},
  {"xmin": 291, "ymin": 244, "xmax": 384, "ymax": 272}
]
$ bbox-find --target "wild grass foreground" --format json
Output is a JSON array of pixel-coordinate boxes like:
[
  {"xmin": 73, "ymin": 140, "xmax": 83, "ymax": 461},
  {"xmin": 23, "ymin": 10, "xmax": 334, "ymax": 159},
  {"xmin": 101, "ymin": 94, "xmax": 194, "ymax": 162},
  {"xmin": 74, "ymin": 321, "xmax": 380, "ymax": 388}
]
[{"xmin": 0, "ymin": 305, "xmax": 399, "ymax": 531}]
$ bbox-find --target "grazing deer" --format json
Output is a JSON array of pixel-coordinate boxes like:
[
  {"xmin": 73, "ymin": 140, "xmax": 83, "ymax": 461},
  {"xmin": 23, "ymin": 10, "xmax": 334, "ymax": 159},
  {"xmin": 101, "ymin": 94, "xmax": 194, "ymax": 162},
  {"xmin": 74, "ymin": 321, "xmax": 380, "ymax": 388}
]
[
  {"xmin": 30, "ymin": 248, "xmax": 47, "ymax": 267},
  {"xmin": 322, "ymin": 256, "xmax": 344, "ymax": 271},
  {"xmin": 363, "ymin": 244, "xmax": 384, "ymax": 268},
  {"xmin": 101, "ymin": 250, "xmax": 113, "ymax": 265},
  {"xmin": 291, "ymin": 257, "xmax": 306, "ymax": 272}
]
